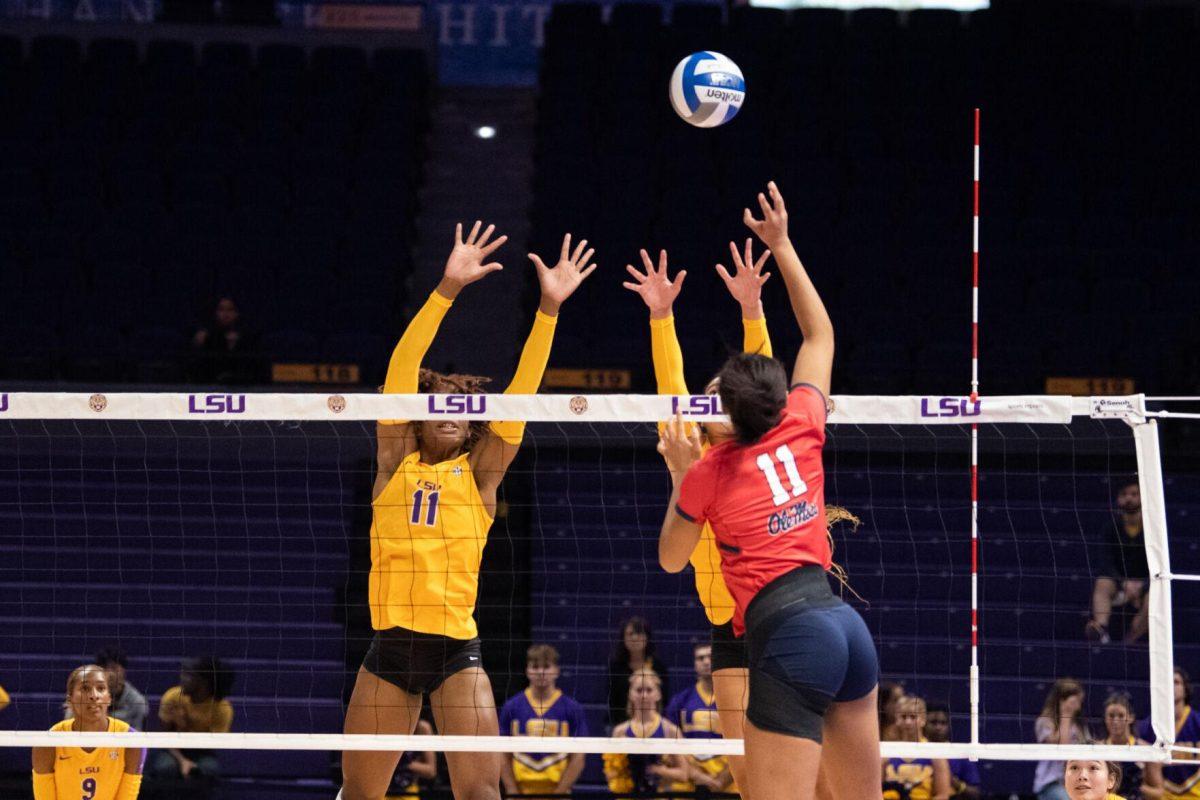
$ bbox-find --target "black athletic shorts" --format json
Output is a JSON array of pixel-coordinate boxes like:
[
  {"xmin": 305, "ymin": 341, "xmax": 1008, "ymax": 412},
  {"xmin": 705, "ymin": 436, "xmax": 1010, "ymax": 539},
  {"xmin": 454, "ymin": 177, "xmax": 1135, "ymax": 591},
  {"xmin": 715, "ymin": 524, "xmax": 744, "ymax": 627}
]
[
  {"xmin": 745, "ymin": 566, "xmax": 879, "ymax": 743},
  {"xmin": 710, "ymin": 620, "xmax": 748, "ymax": 671},
  {"xmin": 363, "ymin": 627, "xmax": 483, "ymax": 695}
]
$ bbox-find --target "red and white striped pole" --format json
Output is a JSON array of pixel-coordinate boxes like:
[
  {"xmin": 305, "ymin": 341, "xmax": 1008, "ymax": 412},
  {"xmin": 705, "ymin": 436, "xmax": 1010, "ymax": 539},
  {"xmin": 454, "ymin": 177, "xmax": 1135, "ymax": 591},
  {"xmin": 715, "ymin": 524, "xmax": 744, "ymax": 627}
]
[{"xmin": 969, "ymin": 107, "xmax": 981, "ymax": 749}]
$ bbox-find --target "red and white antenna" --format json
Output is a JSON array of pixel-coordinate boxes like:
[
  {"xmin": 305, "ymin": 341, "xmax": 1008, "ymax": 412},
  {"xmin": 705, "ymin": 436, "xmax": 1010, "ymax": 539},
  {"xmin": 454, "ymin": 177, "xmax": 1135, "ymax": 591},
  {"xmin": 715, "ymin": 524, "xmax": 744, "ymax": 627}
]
[{"xmin": 970, "ymin": 107, "xmax": 982, "ymax": 749}]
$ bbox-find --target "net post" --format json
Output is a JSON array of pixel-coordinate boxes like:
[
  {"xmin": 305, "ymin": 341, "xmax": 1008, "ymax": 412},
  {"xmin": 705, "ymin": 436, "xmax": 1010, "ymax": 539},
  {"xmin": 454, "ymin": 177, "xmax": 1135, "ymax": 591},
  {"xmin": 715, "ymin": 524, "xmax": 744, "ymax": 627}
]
[
  {"xmin": 968, "ymin": 106, "xmax": 982, "ymax": 752},
  {"xmin": 1132, "ymin": 419, "xmax": 1176, "ymax": 749}
]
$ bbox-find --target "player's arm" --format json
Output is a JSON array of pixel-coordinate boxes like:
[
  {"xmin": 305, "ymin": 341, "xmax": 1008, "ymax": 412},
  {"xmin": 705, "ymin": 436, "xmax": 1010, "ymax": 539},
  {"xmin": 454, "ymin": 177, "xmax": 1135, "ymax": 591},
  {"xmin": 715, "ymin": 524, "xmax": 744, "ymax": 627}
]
[
  {"xmin": 658, "ymin": 412, "xmax": 705, "ymax": 572},
  {"xmin": 714, "ymin": 238, "xmax": 773, "ymax": 358},
  {"xmin": 650, "ymin": 723, "xmax": 691, "ymax": 784},
  {"xmin": 377, "ymin": 221, "xmax": 508, "ymax": 472},
  {"xmin": 744, "ymin": 181, "xmax": 833, "ymax": 397},
  {"xmin": 1141, "ymin": 756, "xmax": 1164, "ymax": 799},
  {"xmin": 554, "ymin": 753, "xmax": 586, "ymax": 793},
  {"xmin": 623, "ymin": 248, "xmax": 689, "ymax": 395},
  {"xmin": 472, "ymin": 234, "xmax": 597, "ymax": 493},
  {"xmin": 31, "ymin": 747, "xmax": 56, "ymax": 800},
  {"xmin": 410, "ymin": 719, "xmax": 437, "ymax": 780},
  {"xmin": 931, "ymin": 759, "xmax": 951, "ymax": 800},
  {"xmin": 114, "ymin": 746, "xmax": 145, "ymax": 800}
]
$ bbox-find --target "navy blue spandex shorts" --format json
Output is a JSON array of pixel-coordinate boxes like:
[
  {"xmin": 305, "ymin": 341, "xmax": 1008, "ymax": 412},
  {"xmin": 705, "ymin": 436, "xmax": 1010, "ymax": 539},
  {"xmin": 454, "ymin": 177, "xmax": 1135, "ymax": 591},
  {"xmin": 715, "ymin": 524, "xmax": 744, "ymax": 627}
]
[{"xmin": 744, "ymin": 565, "xmax": 879, "ymax": 742}]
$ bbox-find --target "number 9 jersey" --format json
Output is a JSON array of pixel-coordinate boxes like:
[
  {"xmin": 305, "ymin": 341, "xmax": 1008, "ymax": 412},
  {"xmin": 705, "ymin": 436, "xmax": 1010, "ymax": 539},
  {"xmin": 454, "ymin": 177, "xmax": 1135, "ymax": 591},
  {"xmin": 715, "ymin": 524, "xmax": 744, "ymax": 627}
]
[
  {"xmin": 676, "ymin": 384, "xmax": 829, "ymax": 636},
  {"xmin": 43, "ymin": 716, "xmax": 140, "ymax": 800}
]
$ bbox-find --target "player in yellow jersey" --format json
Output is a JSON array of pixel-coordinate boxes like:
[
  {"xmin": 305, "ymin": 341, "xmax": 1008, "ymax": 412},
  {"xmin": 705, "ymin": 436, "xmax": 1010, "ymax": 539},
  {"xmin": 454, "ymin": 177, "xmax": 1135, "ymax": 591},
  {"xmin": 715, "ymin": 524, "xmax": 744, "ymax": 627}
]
[
  {"xmin": 1064, "ymin": 760, "xmax": 1126, "ymax": 800},
  {"xmin": 623, "ymin": 238, "xmax": 774, "ymax": 794},
  {"xmin": 31, "ymin": 664, "xmax": 144, "ymax": 800},
  {"xmin": 340, "ymin": 221, "xmax": 597, "ymax": 800},
  {"xmin": 881, "ymin": 696, "xmax": 950, "ymax": 800}
]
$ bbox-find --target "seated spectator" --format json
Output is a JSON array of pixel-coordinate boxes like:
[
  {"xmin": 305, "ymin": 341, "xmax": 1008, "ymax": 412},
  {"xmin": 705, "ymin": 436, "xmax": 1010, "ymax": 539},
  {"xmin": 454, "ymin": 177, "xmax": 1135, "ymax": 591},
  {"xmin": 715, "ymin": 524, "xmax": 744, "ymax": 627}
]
[
  {"xmin": 31, "ymin": 664, "xmax": 144, "ymax": 800},
  {"xmin": 500, "ymin": 644, "xmax": 588, "ymax": 796},
  {"xmin": 924, "ymin": 702, "xmax": 980, "ymax": 800},
  {"xmin": 607, "ymin": 617, "xmax": 669, "ymax": 729},
  {"xmin": 1136, "ymin": 667, "xmax": 1199, "ymax": 800},
  {"xmin": 664, "ymin": 644, "xmax": 734, "ymax": 794},
  {"xmin": 604, "ymin": 668, "xmax": 689, "ymax": 795},
  {"xmin": 1087, "ymin": 479, "xmax": 1149, "ymax": 643},
  {"xmin": 149, "ymin": 656, "xmax": 235, "ymax": 796},
  {"xmin": 65, "ymin": 647, "xmax": 148, "ymax": 731},
  {"xmin": 1063, "ymin": 760, "xmax": 1125, "ymax": 800},
  {"xmin": 1099, "ymin": 692, "xmax": 1162, "ymax": 799},
  {"xmin": 191, "ymin": 296, "xmax": 256, "ymax": 384},
  {"xmin": 1034, "ymin": 679, "xmax": 1090, "ymax": 800},
  {"xmin": 386, "ymin": 716, "xmax": 436, "ymax": 800},
  {"xmin": 879, "ymin": 680, "xmax": 904, "ymax": 742},
  {"xmin": 882, "ymin": 694, "xmax": 950, "ymax": 800}
]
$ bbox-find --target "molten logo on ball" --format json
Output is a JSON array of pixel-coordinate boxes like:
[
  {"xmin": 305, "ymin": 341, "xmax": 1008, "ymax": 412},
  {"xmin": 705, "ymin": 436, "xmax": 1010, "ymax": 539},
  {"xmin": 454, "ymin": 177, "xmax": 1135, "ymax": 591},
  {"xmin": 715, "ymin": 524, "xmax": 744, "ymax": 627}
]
[{"xmin": 670, "ymin": 51, "xmax": 745, "ymax": 129}]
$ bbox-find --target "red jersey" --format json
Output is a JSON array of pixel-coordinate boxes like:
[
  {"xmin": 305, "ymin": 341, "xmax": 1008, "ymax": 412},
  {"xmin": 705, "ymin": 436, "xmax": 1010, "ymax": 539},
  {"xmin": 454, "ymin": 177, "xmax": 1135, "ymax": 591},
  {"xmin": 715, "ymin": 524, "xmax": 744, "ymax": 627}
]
[{"xmin": 676, "ymin": 384, "xmax": 829, "ymax": 635}]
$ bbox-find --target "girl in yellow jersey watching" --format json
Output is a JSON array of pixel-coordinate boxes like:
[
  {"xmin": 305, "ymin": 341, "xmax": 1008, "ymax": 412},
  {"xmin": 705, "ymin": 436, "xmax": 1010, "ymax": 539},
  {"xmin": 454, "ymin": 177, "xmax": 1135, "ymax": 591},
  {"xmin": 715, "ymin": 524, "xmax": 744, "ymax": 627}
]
[
  {"xmin": 32, "ymin": 664, "xmax": 144, "ymax": 800},
  {"xmin": 623, "ymin": 238, "xmax": 773, "ymax": 793},
  {"xmin": 340, "ymin": 221, "xmax": 597, "ymax": 800}
]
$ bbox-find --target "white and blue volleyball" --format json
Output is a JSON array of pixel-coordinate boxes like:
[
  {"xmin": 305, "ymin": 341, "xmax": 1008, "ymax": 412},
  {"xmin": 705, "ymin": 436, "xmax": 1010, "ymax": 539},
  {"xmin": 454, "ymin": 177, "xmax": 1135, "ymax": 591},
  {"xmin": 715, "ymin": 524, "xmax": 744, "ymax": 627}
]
[{"xmin": 669, "ymin": 51, "xmax": 745, "ymax": 128}]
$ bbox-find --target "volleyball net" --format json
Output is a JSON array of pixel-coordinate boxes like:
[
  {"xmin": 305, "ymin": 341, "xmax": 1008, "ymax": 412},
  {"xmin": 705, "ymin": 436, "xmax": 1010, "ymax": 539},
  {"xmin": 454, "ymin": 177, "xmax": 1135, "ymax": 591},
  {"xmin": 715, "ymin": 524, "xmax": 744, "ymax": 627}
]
[{"xmin": 0, "ymin": 390, "xmax": 1192, "ymax": 775}]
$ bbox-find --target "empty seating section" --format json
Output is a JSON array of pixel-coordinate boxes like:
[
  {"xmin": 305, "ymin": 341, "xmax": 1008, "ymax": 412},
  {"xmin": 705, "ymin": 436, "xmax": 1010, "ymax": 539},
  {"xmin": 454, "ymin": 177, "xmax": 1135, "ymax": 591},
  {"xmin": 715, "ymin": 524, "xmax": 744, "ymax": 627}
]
[
  {"xmin": 0, "ymin": 34, "xmax": 428, "ymax": 382},
  {"xmin": 532, "ymin": 3, "xmax": 1200, "ymax": 396},
  {"xmin": 0, "ymin": 427, "xmax": 369, "ymax": 786}
]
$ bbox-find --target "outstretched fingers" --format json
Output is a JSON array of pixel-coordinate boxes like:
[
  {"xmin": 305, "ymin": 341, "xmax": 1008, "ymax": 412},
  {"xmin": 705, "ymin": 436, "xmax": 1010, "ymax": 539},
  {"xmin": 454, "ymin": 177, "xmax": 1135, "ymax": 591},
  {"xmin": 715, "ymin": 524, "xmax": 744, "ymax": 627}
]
[
  {"xmin": 528, "ymin": 253, "xmax": 549, "ymax": 273},
  {"xmin": 560, "ymin": 233, "xmax": 573, "ymax": 263},
  {"xmin": 571, "ymin": 238, "xmax": 589, "ymax": 264},
  {"xmin": 715, "ymin": 263, "xmax": 733, "ymax": 284},
  {"xmin": 768, "ymin": 180, "xmax": 786, "ymax": 214},
  {"xmin": 577, "ymin": 247, "xmax": 596, "ymax": 271},
  {"xmin": 466, "ymin": 220, "xmax": 483, "ymax": 245},
  {"xmin": 480, "ymin": 233, "xmax": 508, "ymax": 257},
  {"xmin": 729, "ymin": 240, "xmax": 746, "ymax": 272}
]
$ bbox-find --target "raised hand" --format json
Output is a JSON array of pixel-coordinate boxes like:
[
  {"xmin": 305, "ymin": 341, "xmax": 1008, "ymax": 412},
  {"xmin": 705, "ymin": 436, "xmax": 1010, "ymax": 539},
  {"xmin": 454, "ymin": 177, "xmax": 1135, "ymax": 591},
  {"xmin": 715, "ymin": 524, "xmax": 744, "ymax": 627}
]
[
  {"xmin": 622, "ymin": 249, "xmax": 686, "ymax": 319},
  {"xmin": 657, "ymin": 411, "xmax": 703, "ymax": 481},
  {"xmin": 716, "ymin": 238, "xmax": 771, "ymax": 315},
  {"xmin": 743, "ymin": 180, "xmax": 789, "ymax": 250},
  {"xmin": 441, "ymin": 221, "xmax": 508, "ymax": 295},
  {"xmin": 529, "ymin": 233, "xmax": 598, "ymax": 315}
]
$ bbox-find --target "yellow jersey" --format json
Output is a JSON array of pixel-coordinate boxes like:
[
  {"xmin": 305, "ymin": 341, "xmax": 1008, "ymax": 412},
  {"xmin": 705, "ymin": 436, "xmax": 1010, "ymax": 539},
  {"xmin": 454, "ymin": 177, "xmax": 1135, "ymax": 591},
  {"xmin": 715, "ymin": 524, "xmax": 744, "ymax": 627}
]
[
  {"xmin": 884, "ymin": 751, "xmax": 935, "ymax": 800},
  {"xmin": 370, "ymin": 450, "xmax": 494, "ymax": 639},
  {"xmin": 46, "ymin": 717, "xmax": 136, "ymax": 800}
]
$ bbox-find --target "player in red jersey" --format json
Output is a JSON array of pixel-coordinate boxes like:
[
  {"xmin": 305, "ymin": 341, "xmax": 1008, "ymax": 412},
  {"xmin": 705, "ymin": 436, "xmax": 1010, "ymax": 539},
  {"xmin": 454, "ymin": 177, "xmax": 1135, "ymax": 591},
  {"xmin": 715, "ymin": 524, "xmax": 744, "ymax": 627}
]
[{"xmin": 657, "ymin": 181, "xmax": 881, "ymax": 800}]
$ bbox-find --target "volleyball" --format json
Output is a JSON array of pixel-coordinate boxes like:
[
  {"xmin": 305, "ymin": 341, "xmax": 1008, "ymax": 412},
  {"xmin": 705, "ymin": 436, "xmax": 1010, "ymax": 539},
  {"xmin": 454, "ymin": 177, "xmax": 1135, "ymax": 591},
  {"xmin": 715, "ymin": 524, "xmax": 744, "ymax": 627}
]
[{"xmin": 669, "ymin": 51, "xmax": 745, "ymax": 128}]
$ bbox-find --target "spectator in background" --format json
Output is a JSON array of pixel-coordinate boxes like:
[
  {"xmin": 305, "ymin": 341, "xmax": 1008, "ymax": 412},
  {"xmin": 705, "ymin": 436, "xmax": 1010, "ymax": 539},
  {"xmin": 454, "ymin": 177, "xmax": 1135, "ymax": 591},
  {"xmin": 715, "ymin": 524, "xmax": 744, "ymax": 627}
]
[
  {"xmin": 924, "ymin": 702, "xmax": 980, "ymax": 799},
  {"xmin": 386, "ymin": 715, "xmax": 436, "ymax": 800},
  {"xmin": 604, "ymin": 668, "xmax": 689, "ymax": 795},
  {"xmin": 0, "ymin": 682, "xmax": 9, "ymax": 713},
  {"xmin": 882, "ymin": 694, "xmax": 951, "ymax": 800},
  {"xmin": 1063, "ymin": 760, "xmax": 1125, "ymax": 800},
  {"xmin": 665, "ymin": 643, "xmax": 734, "ymax": 794},
  {"xmin": 1087, "ymin": 479, "xmax": 1149, "ymax": 644},
  {"xmin": 500, "ymin": 644, "xmax": 588, "ymax": 796},
  {"xmin": 1137, "ymin": 667, "xmax": 1198, "ymax": 800},
  {"xmin": 64, "ymin": 647, "xmax": 148, "ymax": 732},
  {"xmin": 1099, "ymin": 693, "xmax": 1162, "ymax": 800},
  {"xmin": 1034, "ymin": 679, "xmax": 1090, "ymax": 800},
  {"xmin": 150, "ymin": 655, "xmax": 235, "ymax": 795},
  {"xmin": 879, "ymin": 681, "xmax": 904, "ymax": 742},
  {"xmin": 191, "ymin": 296, "xmax": 254, "ymax": 384},
  {"xmin": 607, "ymin": 617, "xmax": 668, "ymax": 728}
]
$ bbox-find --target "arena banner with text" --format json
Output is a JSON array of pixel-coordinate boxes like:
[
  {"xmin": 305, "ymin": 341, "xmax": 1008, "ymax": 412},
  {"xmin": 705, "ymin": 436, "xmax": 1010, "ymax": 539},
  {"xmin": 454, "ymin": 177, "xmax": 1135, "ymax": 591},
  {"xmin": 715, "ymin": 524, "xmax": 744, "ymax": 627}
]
[{"xmin": 1, "ymin": 0, "xmax": 158, "ymax": 22}]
